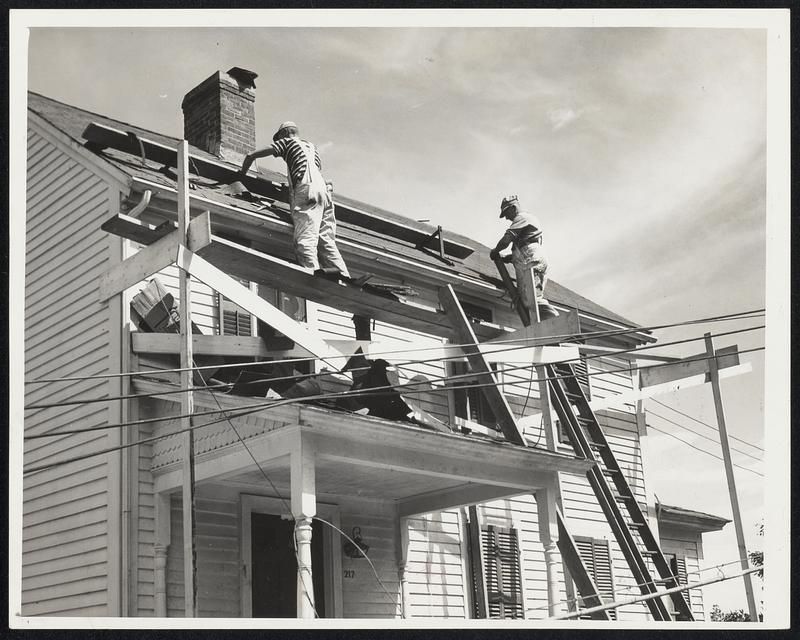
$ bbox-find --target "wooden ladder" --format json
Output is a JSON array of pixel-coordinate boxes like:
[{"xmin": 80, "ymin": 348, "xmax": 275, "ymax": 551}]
[
  {"xmin": 547, "ymin": 360, "xmax": 693, "ymax": 621},
  {"xmin": 493, "ymin": 258, "xmax": 692, "ymax": 621}
]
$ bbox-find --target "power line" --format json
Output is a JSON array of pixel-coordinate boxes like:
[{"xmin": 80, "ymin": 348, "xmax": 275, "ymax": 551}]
[
  {"xmin": 22, "ymin": 328, "xmax": 765, "ymax": 413},
  {"xmin": 651, "ymin": 398, "xmax": 764, "ymax": 453},
  {"xmin": 22, "ymin": 345, "xmax": 766, "ymax": 442},
  {"xmin": 646, "ymin": 424, "xmax": 763, "ymax": 477},
  {"xmin": 526, "ymin": 557, "xmax": 747, "ymax": 614},
  {"xmin": 646, "ymin": 410, "xmax": 763, "ymax": 463},
  {"xmin": 23, "ymin": 308, "xmax": 765, "ymax": 385}
]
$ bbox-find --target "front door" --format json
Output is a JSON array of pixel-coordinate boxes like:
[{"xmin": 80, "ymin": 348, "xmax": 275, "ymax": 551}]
[{"xmin": 251, "ymin": 513, "xmax": 326, "ymax": 617}]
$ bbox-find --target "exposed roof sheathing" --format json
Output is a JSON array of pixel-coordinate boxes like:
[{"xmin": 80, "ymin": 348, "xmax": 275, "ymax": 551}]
[{"xmin": 28, "ymin": 91, "xmax": 642, "ymax": 329}]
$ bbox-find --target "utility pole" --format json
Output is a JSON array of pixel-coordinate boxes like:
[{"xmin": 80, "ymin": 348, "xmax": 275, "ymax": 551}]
[
  {"xmin": 178, "ymin": 141, "xmax": 197, "ymax": 617},
  {"xmin": 704, "ymin": 332, "xmax": 758, "ymax": 621}
]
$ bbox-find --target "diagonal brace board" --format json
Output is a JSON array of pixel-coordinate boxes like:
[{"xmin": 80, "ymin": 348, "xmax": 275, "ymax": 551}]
[
  {"xmin": 98, "ymin": 211, "xmax": 212, "ymax": 302},
  {"xmin": 177, "ymin": 246, "xmax": 347, "ymax": 371},
  {"xmin": 438, "ymin": 284, "xmax": 526, "ymax": 445}
]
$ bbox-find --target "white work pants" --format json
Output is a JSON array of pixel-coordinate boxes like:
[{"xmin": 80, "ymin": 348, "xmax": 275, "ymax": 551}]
[
  {"xmin": 291, "ymin": 183, "xmax": 350, "ymax": 277},
  {"xmin": 512, "ymin": 241, "xmax": 548, "ymax": 315}
]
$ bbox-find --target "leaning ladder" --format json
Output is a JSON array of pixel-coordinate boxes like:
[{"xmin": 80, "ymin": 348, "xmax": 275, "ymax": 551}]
[{"xmin": 493, "ymin": 259, "xmax": 693, "ymax": 621}]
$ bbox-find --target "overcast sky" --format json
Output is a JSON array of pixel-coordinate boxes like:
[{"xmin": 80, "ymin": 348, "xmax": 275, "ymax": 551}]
[{"xmin": 25, "ymin": 21, "xmax": 776, "ymax": 614}]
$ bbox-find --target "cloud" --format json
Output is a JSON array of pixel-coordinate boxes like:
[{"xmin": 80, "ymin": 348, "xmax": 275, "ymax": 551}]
[{"xmin": 547, "ymin": 106, "xmax": 583, "ymax": 131}]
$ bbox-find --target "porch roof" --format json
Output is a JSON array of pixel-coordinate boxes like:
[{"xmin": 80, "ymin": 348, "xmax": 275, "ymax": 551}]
[{"xmin": 137, "ymin": 379, "xmax": 592, "ymax": 515}]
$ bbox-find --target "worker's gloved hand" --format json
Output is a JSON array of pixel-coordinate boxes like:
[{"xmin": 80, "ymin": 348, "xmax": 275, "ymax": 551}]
[{"xmin": 489, "ymin": 249, "xmax": 500, "ymax": 261}]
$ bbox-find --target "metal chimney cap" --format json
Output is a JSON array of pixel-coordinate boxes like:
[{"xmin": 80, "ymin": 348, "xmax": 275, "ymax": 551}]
[{"xmin": 227, "ymin": 67, "xmax": 258, "ymax": 89}]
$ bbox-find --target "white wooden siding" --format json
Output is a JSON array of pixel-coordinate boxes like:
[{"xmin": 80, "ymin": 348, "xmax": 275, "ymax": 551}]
[
  {"xmin": 403, "ymin": 510, "xmax": 466, "ymax": 618},
  {"xmin": 166, "ymin": 490, "xmax": 241, "ymax": 617},
  {"xmin": 23, "ymin": 128, "xmax": 116, "ymax": 615}
]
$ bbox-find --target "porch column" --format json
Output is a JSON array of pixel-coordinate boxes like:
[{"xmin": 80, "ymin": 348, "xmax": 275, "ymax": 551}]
[
  {"xmin": 291, "ymin": 438, "xmax": 317, "ymax": 619},
  {"xmin": 535, "ymin": 478, "xmax": 562, "ymax": 616},
  {"xmin": 395, "ymin": 510, "xmax": 410, "ymax": 619}
]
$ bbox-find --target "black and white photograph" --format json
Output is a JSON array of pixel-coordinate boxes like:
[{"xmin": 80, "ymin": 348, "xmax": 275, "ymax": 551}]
[{"xmin": 9, "ymin": 9, "xmax": 791, "ymax": 629}]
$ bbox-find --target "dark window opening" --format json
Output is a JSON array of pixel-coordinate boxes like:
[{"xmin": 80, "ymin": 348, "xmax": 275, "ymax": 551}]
[
  {"xmin": 452, "ymin": 362, "xmax": 498, "ymax": 429},
  {"xmin": 460, "ymin": 301, "xmax": 493, "ymax": 324},
  {"xmin": 664, "ymin": 553, "xmax": 690, "ymax": 620}
]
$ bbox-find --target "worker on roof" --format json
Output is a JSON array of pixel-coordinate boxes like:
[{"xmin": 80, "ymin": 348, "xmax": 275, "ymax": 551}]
[
  {"xmin": 490, "ymin": 195, "xmax": 557, "ymax": 320},
  {"xmin": 241, "ymin": 121, "xmax": 350, "ymax": 278}
]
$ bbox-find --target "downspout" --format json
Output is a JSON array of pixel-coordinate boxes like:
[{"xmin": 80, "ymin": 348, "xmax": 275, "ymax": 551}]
[{"xmin": 127, "ymin": 188, "xmax": 153, "ymax": 217}]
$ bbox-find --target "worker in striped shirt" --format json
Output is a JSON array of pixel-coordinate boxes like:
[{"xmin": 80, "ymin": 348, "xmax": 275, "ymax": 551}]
[{"xmin": 241, "ymin": 121, "xmax": 350, "ymax": 277}]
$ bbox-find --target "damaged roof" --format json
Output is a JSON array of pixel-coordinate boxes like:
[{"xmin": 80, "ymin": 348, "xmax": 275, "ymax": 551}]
[{"xmin": 28, "ymin": 91, "xmax": 643, "ymax": 330}]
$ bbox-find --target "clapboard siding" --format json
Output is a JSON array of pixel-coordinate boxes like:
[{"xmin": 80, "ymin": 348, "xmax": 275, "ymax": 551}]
[
  {"xmin": 403, "ymin": 509, "xmax": 466, "ymax": 618},
  {"xmin": 338, "ymin": 500, "xmax": 401, "ymax": 618},
  {"xmin": 166, "ymin": 491, "xmax": 241, "ymax": 617},
  {"xmin": 23, "ymin": 128, "xmax": 117, "ymax": 616}
]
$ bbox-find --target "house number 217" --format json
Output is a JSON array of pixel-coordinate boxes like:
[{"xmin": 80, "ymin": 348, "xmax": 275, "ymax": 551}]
[{"xmin": 343, "ymin": 569, "xmax": 355, "ymax": 579}]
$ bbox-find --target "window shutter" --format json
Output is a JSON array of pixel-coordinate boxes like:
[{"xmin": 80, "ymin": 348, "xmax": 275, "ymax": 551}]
[
  {"xmin": 575, "ymin": 537, "xmax": 616, "ymax": 620},
  {"xmin": 575, "ymin": 355, "xmax": 591, "ymax": 400},
  {"xmin": 482, "ymin": 525, "xmax": 524, "ymax": 619},
  {"xmin": 668, "ymin": 554, "xmax": 691, "ymax": 613}
]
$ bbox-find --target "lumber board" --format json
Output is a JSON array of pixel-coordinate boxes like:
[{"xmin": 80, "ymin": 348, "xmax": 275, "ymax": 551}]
[
  {"xmin": 132, "ymin": 333, "xmax": 272, "ymax": 357},
  {"xmin": 177, "ymin": 246, "xmax": 348, "ymax": 370},
  {"xmin": 438, "ymin": 284, "xmax": 526, "ymax": 446},
  {"xmin": 195, "ymin": 234, "xmax": 503, "ymax": 341},
  {"xmin": 97, "ymin": 212, "xmax": 212, "ymax": 301},
  {"xmin": 484, "ymin": 309, "xmax": 580, "ymax": 346},
  {"xmin": 639, "ymin": 344, "xmax": 739, "ymax": 388},
  {"xmin": 83, "ymin": 121, "xmax": 474, "ymax": 259}
]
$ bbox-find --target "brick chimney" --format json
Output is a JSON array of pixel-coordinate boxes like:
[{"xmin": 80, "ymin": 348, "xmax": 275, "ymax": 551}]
[{"xmin": 181, "ymin": 67, "xmax": 258, "ymax": 164}]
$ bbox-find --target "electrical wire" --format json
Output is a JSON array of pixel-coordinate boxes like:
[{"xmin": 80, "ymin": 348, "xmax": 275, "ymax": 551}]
[
  {"xmin": 22, "ymin": 334, "xmax": 766, "ymax": 414},
  {"xmin": 22, "ymin": 346, "xmax": 766, "ymax": 443},
  {"xmin": 645, "ymin": 424, "xmax": 763, "ymax": 477},
  {"xmin": 650, "ymin": 398, "xmax": 764, "ymax": 453},
  {"xmin": 647, "ymin": 409, "xmax": 763, "ymax": 462},
  {"xmin": 23, "ymin": 308, "xmax": 765, "ymax": 385},
  {"xmin": 312, "ymin": 516, "xmax": 401, "ymax": 617},
  {"xmin": 525, "ymin": 557, "xmax": 749, "ymax": 615}
]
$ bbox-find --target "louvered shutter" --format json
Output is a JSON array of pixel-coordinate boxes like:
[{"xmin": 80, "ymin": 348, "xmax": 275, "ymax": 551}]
[
  {"xmin": 668, "ymin": 554, "xmax": 691, "ymax": 616},
  {"xmin": 575, "ymin": 537, "xmax": 616, "ymax": 620},
  {"xmin": 482, "ymin": 525, "xmax": 524, "ymax": 619},
  {"xmin": 219, "ymin": 278, "xmax": 253, "ymax": 336},
  {"xmin": 575, "ymin": 355, "xmax": 591, "ymax": 400}
]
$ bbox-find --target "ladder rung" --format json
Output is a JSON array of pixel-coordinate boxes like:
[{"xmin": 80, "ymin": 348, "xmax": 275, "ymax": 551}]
[
  {"xmin": 576, "ymin": 416, "xmax": 595, "ymax": 424},
  {"xmin": 627, "ymin": 521, "xmax": 649, "ymax": 529},
  {"xmin": 565, "ymin": 391, "xmax": 583, "ymax": 401},
  {"xmin": 613, "ymin": 493, "xmax": 636, "ymax": 503}
]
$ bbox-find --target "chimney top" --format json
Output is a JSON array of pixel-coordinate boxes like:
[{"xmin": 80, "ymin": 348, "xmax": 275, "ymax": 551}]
[{"xmin": 227, "ymin": 67, "xmax": 258, "ymax": 90}]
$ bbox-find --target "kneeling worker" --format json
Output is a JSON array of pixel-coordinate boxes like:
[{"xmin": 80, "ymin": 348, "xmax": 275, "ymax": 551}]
[
  {"xmin": 241, "ymin": 121, "xmax": 350, "ymax": 278},
  {"xmin": 489, "ymin": 195, "xmax": 557, "ymax": 320}
]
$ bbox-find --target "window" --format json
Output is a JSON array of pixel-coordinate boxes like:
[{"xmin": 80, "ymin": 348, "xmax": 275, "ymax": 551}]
[
  {"xmin": 218, "ymin": 282, "xmax": 307, "ymax": 337},
  {"xmin": 572, "ymin": 537, "xmax": 616, "ymax": 620},
  {"xmin": 466, "ymin": 508, "xmax": 524, "ymax": 619},
  {"xmin": 452, "ymin": 362, "xmax": 498, "ymax": 429},
  {"xmin": 460, "ymin": 301, "xmax": 493, "ymax": 324},
  {"xmin": 663, "ymin": 553, "xmax": 690, "ymax": 620}
]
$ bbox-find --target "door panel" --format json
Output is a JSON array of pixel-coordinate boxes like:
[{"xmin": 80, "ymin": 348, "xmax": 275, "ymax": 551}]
[{"xmin": 251, "ymin": 513, "xmax": 326, "ymax": 617}]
